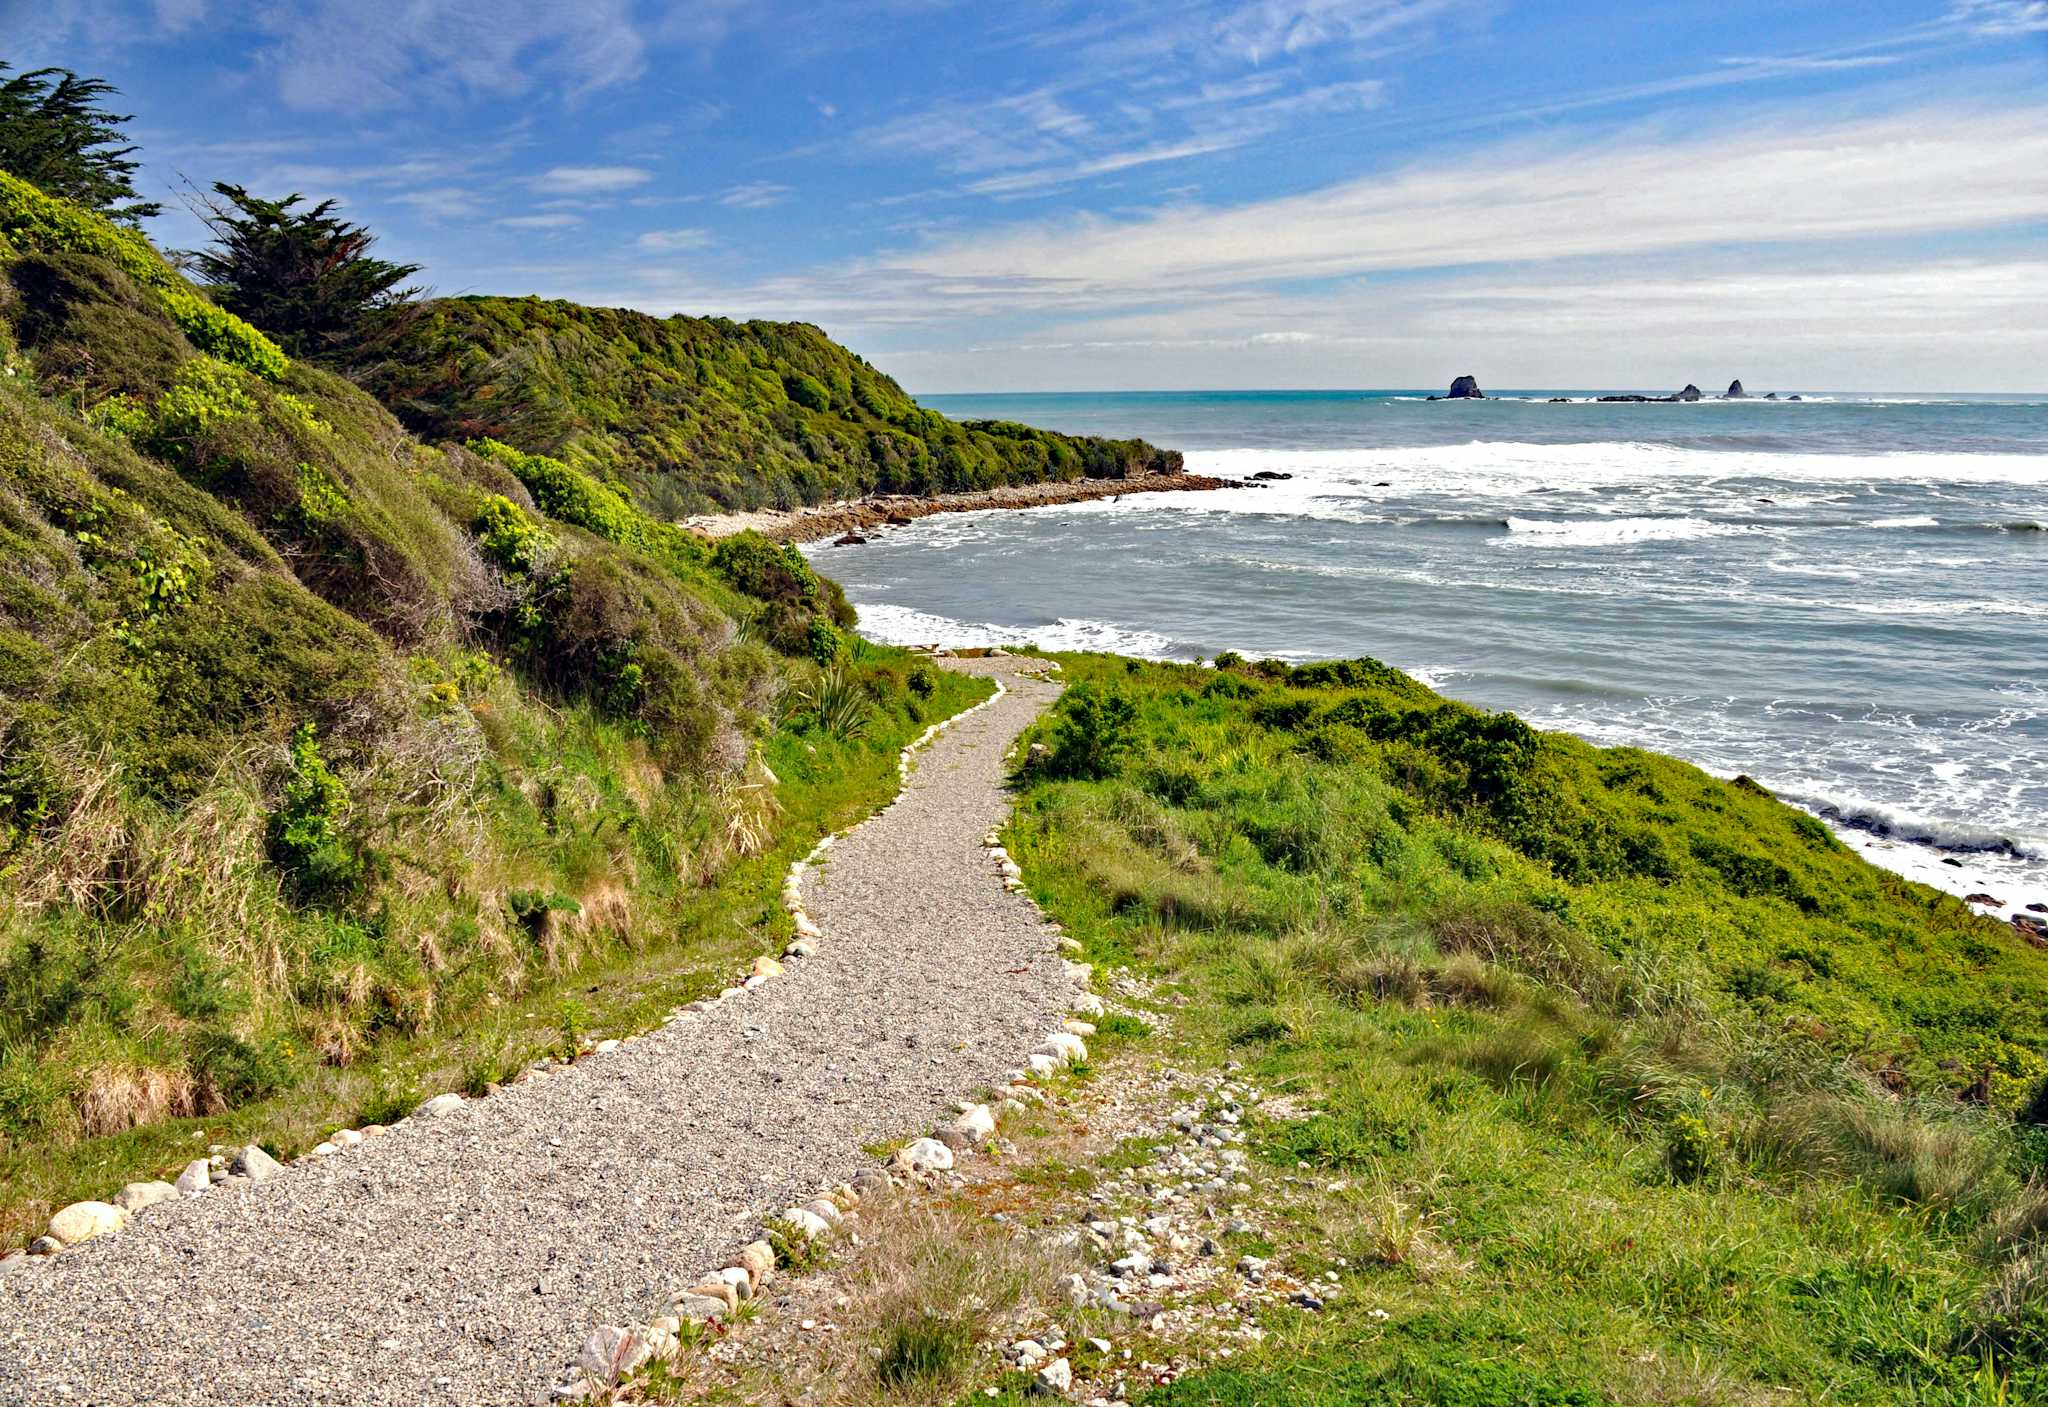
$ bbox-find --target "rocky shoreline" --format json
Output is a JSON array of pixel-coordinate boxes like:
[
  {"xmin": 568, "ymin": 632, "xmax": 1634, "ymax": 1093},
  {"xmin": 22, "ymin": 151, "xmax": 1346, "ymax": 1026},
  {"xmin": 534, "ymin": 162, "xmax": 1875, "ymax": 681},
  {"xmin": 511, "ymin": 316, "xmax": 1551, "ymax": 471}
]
[{"xmin": 679, "ymin": 471, "xmax": 1239, "ymax": 545}]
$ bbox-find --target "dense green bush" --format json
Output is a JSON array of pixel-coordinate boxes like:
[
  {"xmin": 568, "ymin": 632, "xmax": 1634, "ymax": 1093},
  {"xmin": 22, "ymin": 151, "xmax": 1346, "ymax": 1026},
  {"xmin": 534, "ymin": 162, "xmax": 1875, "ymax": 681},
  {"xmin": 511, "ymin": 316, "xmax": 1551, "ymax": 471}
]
[
  {"xmin": 1663, "ymin": 1109, "xmax": 1718, "ymax": 1184},
  {"xmin": 471, "ymin": 493, "xmax": 551, "ymax": 575},
  {"xmin": 266, "ymin": 724, "xmax": 364, "ymax": 906},
  {"xmin": 361, "ymin": 295, "xmax": 1181, "ymax": 515},
  {"xmin": 1, "ymin": 170, "xmax": 288, "ymax": 378},
  {"xmin": 1045, "ymin": 684, "xmax": 1139, "ymax": 780}
]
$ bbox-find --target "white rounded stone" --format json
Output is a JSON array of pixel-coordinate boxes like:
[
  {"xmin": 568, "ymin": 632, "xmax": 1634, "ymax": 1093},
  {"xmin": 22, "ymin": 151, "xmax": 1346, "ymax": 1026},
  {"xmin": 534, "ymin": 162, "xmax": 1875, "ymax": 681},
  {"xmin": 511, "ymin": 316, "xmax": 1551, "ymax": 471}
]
[
  {"xmin": 951, "ymin": 1104, "xmax": 997, "ymax": 1142},
  {"xmin": 48, "ymin": 1201, "xmax": 125, "ymax": 1247},
  {"xmin": 112, "ymin": 1181, "xmax": 176, "ymax": 1213},
  {"xmin": 890, "ymin": 1137, "xmax": 955, "ymax": 1173}
]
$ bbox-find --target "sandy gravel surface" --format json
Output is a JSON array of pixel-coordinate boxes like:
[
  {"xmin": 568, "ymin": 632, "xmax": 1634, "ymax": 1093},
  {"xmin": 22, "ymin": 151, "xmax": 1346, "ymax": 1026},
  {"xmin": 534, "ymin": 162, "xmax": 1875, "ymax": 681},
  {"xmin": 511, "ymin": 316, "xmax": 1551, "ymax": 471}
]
[{"xmin": 0, "ymin": 659, "xmax": 1066, "ymax": 1406}]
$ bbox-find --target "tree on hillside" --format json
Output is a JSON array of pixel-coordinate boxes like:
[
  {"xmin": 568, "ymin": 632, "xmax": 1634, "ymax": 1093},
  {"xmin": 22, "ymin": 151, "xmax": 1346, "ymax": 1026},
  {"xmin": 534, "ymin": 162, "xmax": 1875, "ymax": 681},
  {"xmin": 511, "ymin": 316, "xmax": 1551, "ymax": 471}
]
[
  {"xmin": 183, "ymin": 183, "xmax": 423, "ymax": 360},
  {"xmin": 0, "ymin": 63, "xmax": 158, "ymax": 222}
]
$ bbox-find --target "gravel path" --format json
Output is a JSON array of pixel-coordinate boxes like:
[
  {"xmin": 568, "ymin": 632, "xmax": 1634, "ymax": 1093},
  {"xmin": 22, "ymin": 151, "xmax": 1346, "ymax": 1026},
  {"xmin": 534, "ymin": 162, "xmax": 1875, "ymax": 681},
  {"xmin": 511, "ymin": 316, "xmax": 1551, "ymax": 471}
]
[{"xmin": 0, "ymin": 658, "xmax": 1067, "ymax": 1406}]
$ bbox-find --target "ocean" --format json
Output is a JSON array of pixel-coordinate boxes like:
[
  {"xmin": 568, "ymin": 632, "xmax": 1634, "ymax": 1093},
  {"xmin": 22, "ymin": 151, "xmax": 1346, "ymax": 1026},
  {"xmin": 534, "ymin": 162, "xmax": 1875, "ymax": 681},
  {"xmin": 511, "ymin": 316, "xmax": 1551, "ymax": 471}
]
[{"xmin": 806, "ymin": 390, "xmax": 2048, "ymax": 919}]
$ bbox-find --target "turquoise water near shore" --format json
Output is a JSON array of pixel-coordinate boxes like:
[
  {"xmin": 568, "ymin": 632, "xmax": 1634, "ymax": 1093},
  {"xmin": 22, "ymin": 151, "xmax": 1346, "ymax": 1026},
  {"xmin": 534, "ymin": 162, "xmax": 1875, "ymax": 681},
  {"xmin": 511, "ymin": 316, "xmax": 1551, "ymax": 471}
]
[{"xmin": 811, "ymin": 389, "xmax": 2048, "ymax": 915}]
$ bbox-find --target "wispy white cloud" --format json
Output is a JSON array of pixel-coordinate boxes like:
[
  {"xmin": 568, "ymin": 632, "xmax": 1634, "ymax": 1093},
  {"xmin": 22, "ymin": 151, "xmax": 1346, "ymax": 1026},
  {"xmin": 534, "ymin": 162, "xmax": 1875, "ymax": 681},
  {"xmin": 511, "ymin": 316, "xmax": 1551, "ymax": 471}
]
[
  {"xmin": 964, "ymin": 137, "xmax": 1251, "ymax": 197},
  {"xmin": 501, "ymin": 213, "xmax": 584, "ymax": 229},
  {"xmin": 635, "ymin": 226, "xmax": 713, "ymax": 252},
  {"xmin": 533, "ymin": 165, "xmax": 653, "ymax": 195},
  {"xmin": 1, "ymin": 0, "xmax": 204, "ymax": 61},
  {"xmin": 719, "ymin": 181, "xmax": 791, "ymax": 208},
  {"xmin": 863, "ymin": 104, "xmax": 2048, "ymax": 314},
  {"xmin": 392, "ymin": 186, "xmax": 485, "ymax": 221},
  {"xmin": 1027, "ymin": 0, "xmax": 1471, "ymax": 72},
  {"xmin": 849, "ymin": 66, "xmax": 1389, "ymax": 200},
  {"xmin": 1950, "ymin": 1, "xmax": 2048, "ymax": 35},
  {"xmin": 245, "ymin": 0, "xmax": 659, "ymax": 111}
]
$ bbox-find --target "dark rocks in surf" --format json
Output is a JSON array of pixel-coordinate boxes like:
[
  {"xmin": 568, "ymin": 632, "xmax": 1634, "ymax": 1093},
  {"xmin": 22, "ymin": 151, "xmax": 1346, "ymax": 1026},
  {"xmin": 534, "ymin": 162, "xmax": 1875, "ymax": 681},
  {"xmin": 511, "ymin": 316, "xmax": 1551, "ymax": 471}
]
[
  {"xmin": 1965, "ymin": 893, "xmax": 2004, "ymax": 906},
  {"xmin": 1788, "ymin": 394, "xmax": 1803, "ymax": 401},
  {"xmin": 1596, "ymin": 384, "xmax": 1705, "ymax": 403},
  {"xmin": 833, "ymin": 532, "xmax": 868, "ymax": 546},
  {"xmin": 1764, "ymin": 392, "xmax": 1779, "ymax": 400},
  {"xmin": 1250, "ymin": 471, "xmax": 1293, "ymax": 481},
  {"xmin": 1725, "ymin": 380, "xmax": 1748, "ymax": 399},
  {"xmin": 1429, "ymin": 375, "xmax": 1485, "ymax": 401}
]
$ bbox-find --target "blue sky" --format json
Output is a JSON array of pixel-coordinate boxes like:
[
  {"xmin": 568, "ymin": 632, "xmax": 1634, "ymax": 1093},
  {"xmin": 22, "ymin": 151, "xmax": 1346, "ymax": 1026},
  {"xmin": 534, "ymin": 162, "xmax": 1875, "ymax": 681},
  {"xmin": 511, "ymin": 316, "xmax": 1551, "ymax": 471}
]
[{"xmin": 10, "ymin": 1, "xmax": 2048, "ymax": 390}]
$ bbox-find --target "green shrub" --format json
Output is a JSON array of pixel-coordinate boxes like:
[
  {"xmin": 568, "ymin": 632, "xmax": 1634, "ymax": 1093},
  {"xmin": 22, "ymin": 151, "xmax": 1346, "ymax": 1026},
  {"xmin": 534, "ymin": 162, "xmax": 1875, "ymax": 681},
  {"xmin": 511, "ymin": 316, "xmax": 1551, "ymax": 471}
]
[
  {"xmin": 359, "ymin": 294, "xmax": 1178, "ymax": 516},
  {"xmin": 712, "ymin": 531, "xmax": 818, "ymax": 607},
  {"xmin": 556, "ymin": 998, "xmax": 588, "ymax": 1061},
  {"xmin": 0, "ymin": 171, "xmax": 288, "ymax": 378},
  {"xmin": 190, "ymin": 1028, "xmax": 290, "ymax": 1105},
  {"xmin": 782, "ymin": 369, "xmax": 831, "ymax": 412},
  {"xmin": 507, "ymin": 889, "xmax": 581, "ymax": 939},
  {"xmin": 471, "ymin": 493, "xmax": 550, "ymax": 575},
  {"xmin": 1664, "ymin": 1110, "xmax": 1718, "ymax": 1184},
  {"xmin": 794, "ymin": 666, "xmax": 871, "ymax": 741},
  {"xmin": 265, "ymin": 723, "xmax": 364, "ymax": 905},
  {"xmin": 149, "ymin": 357, "xmax": 255, "ymax": 449},
  {"xmin": 806, "ymin": 617, "xmax": 841, "ymax": 666},
  {"xmin": 1047, "ymin": 684, "xmax": 1138, "ymax": 780}
]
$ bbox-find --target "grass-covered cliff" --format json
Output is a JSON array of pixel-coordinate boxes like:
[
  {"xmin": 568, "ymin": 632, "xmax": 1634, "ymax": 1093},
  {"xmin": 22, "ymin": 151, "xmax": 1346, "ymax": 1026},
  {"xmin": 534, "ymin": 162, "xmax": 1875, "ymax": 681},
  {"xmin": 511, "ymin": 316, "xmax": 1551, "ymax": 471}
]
[
  {"xmin": 1007, "ymin": 651, "xmax": 2048, "ymax": 1404},
  {"xmin": 360, "ymin": 295, "xmax": 1182, "ymax": 517},
  {"xmin": 0, "ymin": 171, "xmax": 990, "ymax": 1244}
]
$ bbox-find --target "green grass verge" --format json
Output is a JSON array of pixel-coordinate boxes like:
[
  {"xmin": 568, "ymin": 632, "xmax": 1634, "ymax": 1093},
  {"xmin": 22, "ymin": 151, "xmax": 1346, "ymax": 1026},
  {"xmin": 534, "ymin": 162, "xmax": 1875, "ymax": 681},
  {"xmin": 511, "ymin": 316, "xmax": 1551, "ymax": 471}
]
[{"xmin": 1006, "ymin": 651, "xmax": 2048, "ymax": 1407}]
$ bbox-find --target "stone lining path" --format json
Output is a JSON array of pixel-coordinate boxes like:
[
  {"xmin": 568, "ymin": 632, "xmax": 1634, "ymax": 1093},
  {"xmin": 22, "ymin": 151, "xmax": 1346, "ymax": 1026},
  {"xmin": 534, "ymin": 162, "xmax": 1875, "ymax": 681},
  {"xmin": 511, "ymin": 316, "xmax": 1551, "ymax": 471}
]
[{"xmin": 0, "ymin": 658, "xmax": 1067, "ymax": 1406}]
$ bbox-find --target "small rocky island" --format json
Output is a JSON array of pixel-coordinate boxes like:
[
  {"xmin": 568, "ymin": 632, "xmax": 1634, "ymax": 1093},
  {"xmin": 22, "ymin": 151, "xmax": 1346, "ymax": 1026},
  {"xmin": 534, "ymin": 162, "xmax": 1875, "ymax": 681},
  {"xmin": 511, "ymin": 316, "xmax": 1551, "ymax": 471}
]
[
  {"xmin": 1428, "ymin": 375, "xmax": 1801, "ymax": 403},
  {"xmin": 1598, "ymin": 384, "xmax": 1703, "ymax": 403},
  {"xmin": 1427, "ymin": 375, "xmax": 1484, "ymax": 401}
]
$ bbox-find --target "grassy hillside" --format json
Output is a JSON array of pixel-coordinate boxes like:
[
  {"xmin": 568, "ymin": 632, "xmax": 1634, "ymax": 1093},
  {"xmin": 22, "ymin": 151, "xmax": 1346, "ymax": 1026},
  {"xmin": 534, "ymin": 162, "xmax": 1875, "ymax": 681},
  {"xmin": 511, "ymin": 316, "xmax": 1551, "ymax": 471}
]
[
  {"xmin": 1007, "ymin": 652, "xmax": 2048, "ymax": 1404},
  {"xmin": 359, "ymin": 295, "xmax": 1183, "ymax": 517},
  {"xmin": 0, "ymin": 171, "xmax": 989, "ymax": 1245}
]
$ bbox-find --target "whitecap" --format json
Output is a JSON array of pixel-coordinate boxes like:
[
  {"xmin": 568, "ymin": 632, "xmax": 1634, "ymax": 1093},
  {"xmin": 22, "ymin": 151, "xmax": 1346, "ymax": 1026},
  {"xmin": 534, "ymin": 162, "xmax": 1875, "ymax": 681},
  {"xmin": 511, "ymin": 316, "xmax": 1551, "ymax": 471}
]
[
  {"xmin": 1499, "ymin": 516, "xmax": 1759, "ymax": 547},
  {"xmin": 851, "ymin": 602, "xmax": 1189, "ymax": 660}
]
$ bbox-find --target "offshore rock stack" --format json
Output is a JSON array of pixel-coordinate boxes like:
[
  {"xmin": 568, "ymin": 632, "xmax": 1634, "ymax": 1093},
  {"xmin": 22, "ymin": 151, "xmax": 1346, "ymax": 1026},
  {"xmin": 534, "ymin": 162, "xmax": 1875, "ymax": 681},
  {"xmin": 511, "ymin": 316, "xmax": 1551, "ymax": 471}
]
[{"xmin": 1427, "ymin": 374, "xmax": 1799, "ymax": 404}]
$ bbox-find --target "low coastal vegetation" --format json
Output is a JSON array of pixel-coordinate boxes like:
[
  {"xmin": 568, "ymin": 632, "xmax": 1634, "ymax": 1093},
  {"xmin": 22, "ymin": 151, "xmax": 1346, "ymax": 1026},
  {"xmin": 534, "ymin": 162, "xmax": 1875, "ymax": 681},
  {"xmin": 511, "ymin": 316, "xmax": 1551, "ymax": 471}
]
[
  {"xmin": 1008, "ymin": 651, "xmax": 2048, "ymax": 1405},
  {"xmin": 0, "ymin": 169, "xmax": 990, "ymax": 1245},
  {"xmin": 358, "ymin": 294, "xmax": 1182, "ymax": 516}
]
